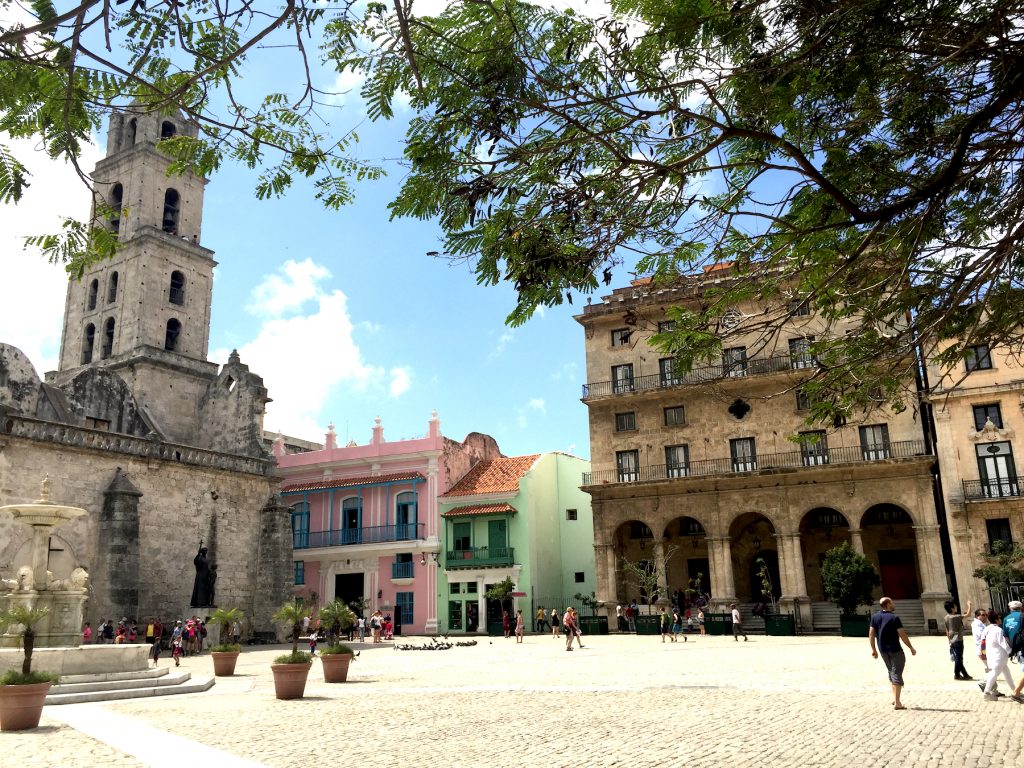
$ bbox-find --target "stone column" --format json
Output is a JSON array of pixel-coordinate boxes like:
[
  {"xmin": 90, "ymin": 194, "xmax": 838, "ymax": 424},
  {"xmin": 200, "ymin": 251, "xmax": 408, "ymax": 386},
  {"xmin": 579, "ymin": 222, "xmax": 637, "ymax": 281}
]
[
  {"xmin": 476, "ymin": 576, "xmax": 487, "ymax": 635},
  {"xmin": 849, "ymin": 528, "xmax": 865, "ymax": 555},
  {"xmin": 779, "ymin": 533, "xmax": 812, "ymax": 628},
  {"xmin": 705, "ymin": 536, "xmax": 736, "ymax": 608},
  {"xmin": 254, "ymin": 494, "xmax": 293, "ymax": 640},
  {"xmin": 100, "ymin": 469, "xmax": 142, "ymax": 626},
  {"xmin": 593, "ymin": 543, "xmax": 616, "ymax": 625},
  {"xmin": 914, "ymin": 523, "xmax": 952, "ymax": 629},
  {"xmin": 652, "ymin": 537, "xmax": 669, "ymax": 604}
]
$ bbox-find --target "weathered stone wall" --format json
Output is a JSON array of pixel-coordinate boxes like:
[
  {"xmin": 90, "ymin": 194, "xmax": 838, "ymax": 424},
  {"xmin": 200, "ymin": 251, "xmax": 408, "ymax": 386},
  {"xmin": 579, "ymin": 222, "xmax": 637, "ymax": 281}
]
[
  {"xmin": 198, "ymin": 352, "xmax": 270, "ymax": 458},
  {"xmin": 0, "ymin": 344, "xmax": 41, "ymax": 416},
  {"xmin": 0, "ymin": 433, "xmax": 289, "ymax": 631},
  {"xmin": 442, "ymin": 432, "xmax": 503, "ymax": 486}
]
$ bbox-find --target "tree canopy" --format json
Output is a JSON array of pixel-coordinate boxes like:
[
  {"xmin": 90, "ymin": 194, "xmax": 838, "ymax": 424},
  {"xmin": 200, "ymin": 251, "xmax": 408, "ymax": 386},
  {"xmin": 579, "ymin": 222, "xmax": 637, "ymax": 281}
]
[{"xmin": 3, "ymin": 0, "xmax": 1023, "ymax": 420}]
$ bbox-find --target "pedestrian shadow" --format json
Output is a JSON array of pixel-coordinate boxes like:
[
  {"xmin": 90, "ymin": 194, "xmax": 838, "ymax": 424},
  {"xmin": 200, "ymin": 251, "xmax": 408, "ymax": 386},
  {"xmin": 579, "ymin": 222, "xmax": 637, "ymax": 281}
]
[{"xmin": 906, "ymin": 706, "xmax": 970, "ymax": 712}]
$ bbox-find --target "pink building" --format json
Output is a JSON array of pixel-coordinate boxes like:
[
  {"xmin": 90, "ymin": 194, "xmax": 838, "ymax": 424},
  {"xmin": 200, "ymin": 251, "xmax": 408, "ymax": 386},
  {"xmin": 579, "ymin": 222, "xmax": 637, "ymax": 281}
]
[{"xmin": 274, "ymin": 412, "xmax": 501, "ymax": 635}]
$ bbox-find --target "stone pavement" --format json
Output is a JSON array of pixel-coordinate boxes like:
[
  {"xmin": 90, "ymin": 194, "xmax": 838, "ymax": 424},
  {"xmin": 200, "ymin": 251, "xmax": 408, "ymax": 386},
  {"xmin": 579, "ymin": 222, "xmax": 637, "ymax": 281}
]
[{"xmin": 6, "ymin": 632, "xmax": 1023, "ymax": 767}]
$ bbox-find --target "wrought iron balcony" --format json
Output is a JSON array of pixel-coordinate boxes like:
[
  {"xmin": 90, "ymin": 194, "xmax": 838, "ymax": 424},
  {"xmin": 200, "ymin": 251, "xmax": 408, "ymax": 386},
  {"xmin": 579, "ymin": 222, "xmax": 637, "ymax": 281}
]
[
  {"xmin": 582, "ymin": 440, "xmax": 929, "ymax": 485},
  {"xmin": 293, "ymin": 523, "xmax": 424, "ymax": 550},
  {"xmin": 963, "ymin": 476, "xmax": 1022, "ymax": 501},
  {"xmin": 581, "ymin": 352, "xmax": 816, "ymax": 400},
  {"xmin": 444, "ymin": 546, "xmax": 515, "ymax": 569},
  {"xmin": 391, "ymin": 561, "xmax": 415, "ymax": 579}
]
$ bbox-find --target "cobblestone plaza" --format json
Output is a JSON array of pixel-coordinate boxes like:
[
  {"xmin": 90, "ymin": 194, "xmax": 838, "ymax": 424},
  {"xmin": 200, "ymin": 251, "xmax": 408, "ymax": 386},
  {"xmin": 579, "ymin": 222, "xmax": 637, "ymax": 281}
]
[{"xmin": 7, "ymin": 632, "xmax": 1023, "ymax": 767}]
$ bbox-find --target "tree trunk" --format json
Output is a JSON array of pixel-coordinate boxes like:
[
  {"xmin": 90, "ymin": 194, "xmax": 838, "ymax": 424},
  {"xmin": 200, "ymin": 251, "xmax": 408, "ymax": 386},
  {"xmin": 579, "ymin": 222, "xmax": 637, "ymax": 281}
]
[{"xmin": 22, "ymin": 628, "xmax": 34, "ymax": 676}]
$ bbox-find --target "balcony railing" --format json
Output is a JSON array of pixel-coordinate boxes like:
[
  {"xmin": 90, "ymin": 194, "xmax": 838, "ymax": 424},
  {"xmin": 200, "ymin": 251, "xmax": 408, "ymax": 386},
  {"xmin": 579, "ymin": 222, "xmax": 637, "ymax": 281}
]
[
  {"xmin": 963, "ymin": 477, "xmax": 1022, "ymax": 501},
  {"xmin": 582, "ymin": 352, "xmax": 816, "ymax": 400},
  {"xmin": 445, "ymin": 546, "xmax": 515, "ymax": 569},
  {"xmin": 293, "ymin": 523, "xmax": 425, "ymax": 550},
  {"xmin": 391, "ymin": 561, "xmax": 415, "ymax": 579},
  {"xmin": 583, "ymin": 440, "xmax": 928, "ymax": 485}
]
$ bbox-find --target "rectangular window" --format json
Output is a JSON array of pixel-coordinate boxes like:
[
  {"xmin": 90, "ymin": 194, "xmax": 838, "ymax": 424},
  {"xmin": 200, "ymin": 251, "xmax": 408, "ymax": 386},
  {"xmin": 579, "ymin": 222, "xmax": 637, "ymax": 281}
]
[
  {"xmin": 965, "ymin": 344, "xmax": 993, "ymax": 372},
  {"xmin": 664, "ymin": 405, "xmax": 685, "ymax": 426},
  {"xmin": 450, "ymin": 582, "xmax": 461, "ymax": 594},
  {"xmin": 859, "ymin": 424, "xmax": 891, "ymax": 460},
  {"xmin": 574, "ymin": 572, "xmax": 585, "ymax": 583},
  {"xmin": 795, "ymin": 389, "xmax": 812, "ymax": 412},
  {"xmin": 659, "ymin": 357, "xmax": 682, "ymax": 387},
  {"xmin": 612, "ymin": 363, "xmax": 635, "ymax": 394},
  {"xmin": 722, "ymin": 347, "xmax": 747, "ymax": 377},
  {"xmin": 452, "ymin": 522, "xmax": 471, "ymax": 550},
  {"xmin": 466, "ymin": 582, "xmax": 478, "ymax": 594},
  {"xmin": 788, "ymin": 337, "xmax": 815, "ymax": 369},
  {"xmin": 658, "ymin": 320, "xmax": 676, "ymax": 334},
  {"xmin": 395, "ymin": 591, "xmax": 414, "ymax": 625},
  {"xmin": 789, "ymin": 300, "xmax": 811, "ymax": 316},
  {"xmin": 973, "ymin": 403, "xmax": 1003, "ymax": 431},
  {"xmin": 799, "ymin": 431, "xmax": 829, "ymax": 466},
  {"xmin": 665, "ymin": 444, "xmax": 690, "ymax": 478},
  {"xmin": 392, "ymin": 553, "xmax": 414, "ymax": 579},
  {"xmin": 86, "ymin": 417, "xmax": 111, "ymax": 431},
  {"xmin": 611, "ymin": 328, "xmax": 632, "ymax": 347},
  {"xmin": 566, "ymin": 509, "xmax": 578, "ymax": 521},
  {"xmin": 293, "ymin": 561, "xmax": 305, "ymax": 586},
  {"xmin": 616, "ymin": 449, "xmax": 640, "ymax": 482},
  {"xmin": 615, "ymin": 412, "xmax": 637, "ymax": 432},
  {"xmin": 730, "ymin": 437, "xmax": 757, "ymax": 472},
  {"xmin": 986, "ymin": 518, "xmax": 1014, "ymax": 554},
  {"xmin": 976, "ymin": 441, "xmax": 1018, "ymax": 498}
]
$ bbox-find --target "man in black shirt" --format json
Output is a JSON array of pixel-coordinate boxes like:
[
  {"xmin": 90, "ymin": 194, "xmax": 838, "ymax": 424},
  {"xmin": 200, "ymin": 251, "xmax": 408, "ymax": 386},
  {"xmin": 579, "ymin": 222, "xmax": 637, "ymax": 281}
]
[{"xmin": 869, "ymin": 596, "xmax": 917, "ymax": 710}]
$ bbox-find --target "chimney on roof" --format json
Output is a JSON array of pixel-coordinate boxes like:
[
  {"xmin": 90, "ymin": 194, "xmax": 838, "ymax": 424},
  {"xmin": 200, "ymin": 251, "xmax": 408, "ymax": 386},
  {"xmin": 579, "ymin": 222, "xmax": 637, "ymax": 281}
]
[
  {"xmin": 372, "ymin": 416, "xmax": 384, "ymax": 446},
  {"xmin": 325, "ymin": 422, "xmax": 337, "ymax": 450}
]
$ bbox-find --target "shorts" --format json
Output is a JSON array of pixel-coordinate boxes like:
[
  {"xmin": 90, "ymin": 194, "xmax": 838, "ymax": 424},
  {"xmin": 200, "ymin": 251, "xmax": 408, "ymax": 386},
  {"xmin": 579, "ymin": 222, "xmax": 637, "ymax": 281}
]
[{"xmin": 880, "ymin": 651, "xmax": 906, "ymax": 686}]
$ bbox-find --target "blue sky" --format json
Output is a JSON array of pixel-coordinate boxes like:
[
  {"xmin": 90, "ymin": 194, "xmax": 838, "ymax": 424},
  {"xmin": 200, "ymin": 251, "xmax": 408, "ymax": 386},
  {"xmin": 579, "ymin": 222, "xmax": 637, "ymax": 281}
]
[{"xmin": 0, "ymin": 1, "xmax": 627, "ymax": 459}]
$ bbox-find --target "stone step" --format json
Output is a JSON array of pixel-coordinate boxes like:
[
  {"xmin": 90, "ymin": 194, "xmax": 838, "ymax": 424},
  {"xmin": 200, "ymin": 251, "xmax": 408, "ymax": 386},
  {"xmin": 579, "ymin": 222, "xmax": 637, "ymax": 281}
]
[
  {"xmin": 57, "ymin": 666, "xmax": 170, "ymax": 685},
  {"xmin": 45, "ymin": 675, "xmax": 215, "ymax": 705},
  {"xmin": 50, "ymin": 669, "xmax": 186, "ymax": 694}
]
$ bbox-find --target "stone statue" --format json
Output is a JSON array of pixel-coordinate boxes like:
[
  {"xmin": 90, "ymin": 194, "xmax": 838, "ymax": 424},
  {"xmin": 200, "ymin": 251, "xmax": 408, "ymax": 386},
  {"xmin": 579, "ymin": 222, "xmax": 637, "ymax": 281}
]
[
  {"xmin": 0, "ymin": 575, "xmax": 18, "ymax": 592},
  {"xmin": 207, "ymin": 563, "xmax": 218, "ymax": 607},
  {"xmin": 16, "ymin": 565, "xmax": 33, "ymax": 591},
  {"xmin": 190, "ymin": 545, "xmax": 212, "ymax": 607},
  {"xmin": 70, "ymin": 566, "xmax": 90, "ymax": 590}
]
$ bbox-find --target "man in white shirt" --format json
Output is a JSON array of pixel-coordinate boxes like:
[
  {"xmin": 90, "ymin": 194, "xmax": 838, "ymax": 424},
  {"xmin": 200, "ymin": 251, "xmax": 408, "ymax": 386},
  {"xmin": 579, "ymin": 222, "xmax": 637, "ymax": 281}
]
[{"xmin": 731, "ymin": 603, "xmax": 748, "ymax": 642}]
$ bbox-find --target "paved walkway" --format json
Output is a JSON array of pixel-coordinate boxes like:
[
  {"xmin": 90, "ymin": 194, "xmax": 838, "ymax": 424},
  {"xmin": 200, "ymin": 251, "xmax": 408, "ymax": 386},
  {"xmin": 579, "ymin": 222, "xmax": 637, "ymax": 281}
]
[{"xmin": 6, "ymin": 632, "xmax": 1023, "ymax": 766}]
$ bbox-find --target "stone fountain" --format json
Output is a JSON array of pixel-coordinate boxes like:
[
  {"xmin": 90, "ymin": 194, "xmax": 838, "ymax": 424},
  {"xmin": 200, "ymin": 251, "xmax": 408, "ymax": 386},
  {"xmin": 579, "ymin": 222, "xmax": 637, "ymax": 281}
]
[{"xmin": 0, "ymin": 477, "xmax": 90, "ymax": 648}]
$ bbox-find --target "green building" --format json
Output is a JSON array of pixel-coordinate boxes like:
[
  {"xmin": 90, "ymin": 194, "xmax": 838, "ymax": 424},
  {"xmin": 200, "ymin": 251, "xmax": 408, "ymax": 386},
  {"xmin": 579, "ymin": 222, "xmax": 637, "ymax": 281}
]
[{"xmin": 438, "ymin": 452, "xmax": 595, "ymax": 633}]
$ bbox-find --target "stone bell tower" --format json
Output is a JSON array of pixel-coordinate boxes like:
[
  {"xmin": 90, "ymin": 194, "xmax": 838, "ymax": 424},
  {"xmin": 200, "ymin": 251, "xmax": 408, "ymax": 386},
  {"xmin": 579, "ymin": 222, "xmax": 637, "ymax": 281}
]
[{"xmin": 51, "ymin": 107, "xmax": 221, "ymax": 444}]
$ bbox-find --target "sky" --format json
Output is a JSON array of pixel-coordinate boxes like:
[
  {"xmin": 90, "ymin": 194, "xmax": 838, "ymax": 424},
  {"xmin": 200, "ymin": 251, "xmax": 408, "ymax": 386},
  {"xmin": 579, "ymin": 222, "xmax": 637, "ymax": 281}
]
[{"xmin": 0, "ymin": 1, "xmax": 626, "ymax": 460}]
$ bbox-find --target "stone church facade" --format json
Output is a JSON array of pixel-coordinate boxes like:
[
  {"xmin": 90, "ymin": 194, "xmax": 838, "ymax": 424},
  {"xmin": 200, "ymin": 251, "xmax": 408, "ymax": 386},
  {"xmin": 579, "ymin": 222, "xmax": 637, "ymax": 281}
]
[{"xmin": 0, "ymin": 108, "xmax": 292, "ymax": 631}]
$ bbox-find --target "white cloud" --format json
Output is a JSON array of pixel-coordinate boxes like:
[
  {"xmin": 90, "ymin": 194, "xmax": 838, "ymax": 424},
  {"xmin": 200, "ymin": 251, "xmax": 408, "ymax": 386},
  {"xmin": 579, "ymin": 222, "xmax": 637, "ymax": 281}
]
[
  {"xmin": 515, "ymin": 397, "xmax": 546, "ymax": 428},
  {"xmin": 246, "ymin": 258, "xmax": 330, "ymax": 317},
  {"xmin": 214, "ymin": 260, "xmax": 408, "ymax": 440},
  {"xmin": 323, "ymin": 67, "xmax": 367, "ymax": 108},
  {"xmin": 0, "ymin": 133, "xmax": 102, "ymax": 374},
  {"xmin": 389, "ymin": 366, "xmax": 412, "ymax": 397},
  {"xmin": 489, "ymin": 330, "xmax": 515, "ymax": 359}
]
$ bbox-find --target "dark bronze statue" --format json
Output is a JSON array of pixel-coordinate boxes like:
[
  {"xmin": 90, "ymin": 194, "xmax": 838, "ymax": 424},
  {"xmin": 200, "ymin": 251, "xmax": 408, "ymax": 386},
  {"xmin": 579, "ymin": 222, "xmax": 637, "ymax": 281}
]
[{"xmin": 190, "ymin": 543, "xmax": 212, "ymax": 607}]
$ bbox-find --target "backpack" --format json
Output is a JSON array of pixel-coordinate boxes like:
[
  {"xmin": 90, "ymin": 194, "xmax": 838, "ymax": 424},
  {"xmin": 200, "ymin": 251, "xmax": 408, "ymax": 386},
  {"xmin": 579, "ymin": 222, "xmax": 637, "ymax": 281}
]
[{"xmin": 1005, "ymin": 611, "xmax": 1024, "ymax": 660}]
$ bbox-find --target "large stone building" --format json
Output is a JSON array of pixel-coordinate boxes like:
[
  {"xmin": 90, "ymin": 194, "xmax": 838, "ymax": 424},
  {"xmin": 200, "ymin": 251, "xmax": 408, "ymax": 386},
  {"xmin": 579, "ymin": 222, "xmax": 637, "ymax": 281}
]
[
  {"xmin": 0, "ymin": 108, "xmax": 292, "ymax": 631},
  {"xmin": 928, "ymin": 341, "xmax": 1024, "ymax": 609},
  {"xmin": 576, "ymin": 270, "xmax": 951, "ymax": 632}
]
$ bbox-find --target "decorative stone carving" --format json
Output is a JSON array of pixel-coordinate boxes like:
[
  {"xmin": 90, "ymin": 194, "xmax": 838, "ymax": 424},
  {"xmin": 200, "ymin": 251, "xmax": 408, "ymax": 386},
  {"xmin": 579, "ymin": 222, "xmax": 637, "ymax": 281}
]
[{"xmin": 968, "ymin": 418, "xmax": 1014, "ymax": 442}]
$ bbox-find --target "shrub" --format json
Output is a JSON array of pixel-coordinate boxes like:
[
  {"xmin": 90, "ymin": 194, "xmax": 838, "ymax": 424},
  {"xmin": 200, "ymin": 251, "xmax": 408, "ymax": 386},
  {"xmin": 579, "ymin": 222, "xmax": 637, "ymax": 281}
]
[{"xmin": 821, "ymin": 543, "xmax": 881, "ymax": 615}]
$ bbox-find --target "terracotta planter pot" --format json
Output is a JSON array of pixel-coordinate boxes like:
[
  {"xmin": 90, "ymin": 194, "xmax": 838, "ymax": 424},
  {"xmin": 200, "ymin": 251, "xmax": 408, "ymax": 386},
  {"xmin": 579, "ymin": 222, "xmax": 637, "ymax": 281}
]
[
  {"xmin": 0, "ymin": 681, "xmax": 53, "ymax": 731},
  {"xmin": 271, "ymin": 663, "xmax": 311, "ymax": 700},
  {"xmin": 211, "ymin": 651, "xmax": 240, "ymax": 677},
  {"xmin": 321, "ymin": 653, "xmax": 354, "ymax": 683}
]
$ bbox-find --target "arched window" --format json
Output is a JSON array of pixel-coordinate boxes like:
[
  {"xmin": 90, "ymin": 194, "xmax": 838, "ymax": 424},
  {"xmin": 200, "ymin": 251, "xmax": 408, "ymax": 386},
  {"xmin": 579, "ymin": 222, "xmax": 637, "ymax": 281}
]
[
  {"xmin": 81, "ymin": 324, "xmax": 95, "ymax": 364},
  {"xmin": 87, "ymin": 279, "xmax": 98, "ymax": 311},
  {"xmin": 125, "ymin": 118, "xmax": 137, "ymax": 147},
  {"xmin": 101, "ymin": 318, "xmax": 115, "ymax": 359},
  {"xmin": 107, "ymin": 271, "xmax": 118, "ymax": 304},
  {"xmin": 395, "ymin": 491, "xmax": 418, "ymax": 540},
  {"xmin": 162, "ymin": 189, "xmax": 180, "ymax": 235},
  {"xmin": 109, "ymin": 183, "xmax": 123, "ymax": 233},
  {"xmin": 160, "ymin": 121, "xmax": 176, "ymax": 139},
  {"xmin": 341, "ymin": 497, "xmax": 362, "ymax": 544},
  {"xmin": 169, "ymin": 270, "xmax": 185, "ymax": 305},
  {"xmin": 164, "ymin": 318, "xmax": 181, "ymax": 351},
  {"xmin": 291, "ymin": 502, "xmax": 310, "ymax": 549}
]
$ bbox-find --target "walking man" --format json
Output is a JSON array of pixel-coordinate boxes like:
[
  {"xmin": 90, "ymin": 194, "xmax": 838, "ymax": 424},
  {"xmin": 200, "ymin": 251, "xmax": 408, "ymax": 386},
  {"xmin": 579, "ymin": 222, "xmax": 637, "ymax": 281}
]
[
  {"xmin": 943, "ymin": 599, "xmax": 973, "ymax": 680},
  {"xmin": 869, "ymin": 596, "xmax": 917, "ymax": 710},
  {"xmin": 730, "ymin": 603, "xmax": 748, "ymax": 642}
]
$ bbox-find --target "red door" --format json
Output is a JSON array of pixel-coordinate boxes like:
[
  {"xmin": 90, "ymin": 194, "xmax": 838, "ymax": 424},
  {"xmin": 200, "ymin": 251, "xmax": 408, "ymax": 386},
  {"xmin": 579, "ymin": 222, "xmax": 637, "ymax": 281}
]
[{"xmin": 879, "ymin": 560, "xmax": 919, "ymax": 599}]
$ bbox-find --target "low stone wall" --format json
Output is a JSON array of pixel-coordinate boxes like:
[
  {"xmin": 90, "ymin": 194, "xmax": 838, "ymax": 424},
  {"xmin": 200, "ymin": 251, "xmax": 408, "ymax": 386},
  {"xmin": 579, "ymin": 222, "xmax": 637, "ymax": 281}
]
[{"xmin": 0, "ymin": 644, "xmax": 149, "ymax": 676}]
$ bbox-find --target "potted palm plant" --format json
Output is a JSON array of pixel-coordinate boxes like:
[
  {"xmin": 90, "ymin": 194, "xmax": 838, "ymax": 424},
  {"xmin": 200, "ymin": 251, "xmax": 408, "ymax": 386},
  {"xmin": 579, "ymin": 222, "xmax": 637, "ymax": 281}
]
[
  {"xmin": 318, "ymin": 600, "xmax": 357, "ymax": 683},
  {"xmin": 0, "ymin": 605, "xmax": 59, "ymax": 731},
  {"xmin": 573, "ymin": 592, "xmax": 609, "ymax": 635},
  {"xmin": 270, "ymin": 600, "xmax": 312, "ymax": 699},
  {"xmin": 821, "ymin": 543, "xmax": 881, "ymax": 637},
  {"xmin": 209, "ymin": 606, "xmax": 244, "ymax": 676}
]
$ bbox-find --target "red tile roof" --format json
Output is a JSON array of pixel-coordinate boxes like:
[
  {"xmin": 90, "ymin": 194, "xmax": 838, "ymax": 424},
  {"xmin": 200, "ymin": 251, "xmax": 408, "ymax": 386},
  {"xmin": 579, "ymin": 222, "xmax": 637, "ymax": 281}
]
[
  {"xmin": 282, "ymin": 471, "xmax": 423, "ymax": 493},
  {"xmin": 442, "ymin": 455, "xmax": 540, "ymax": 497},
  {"xmin": 441, "ymin": 503, "xmax": 517, "ymax": 518}
]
